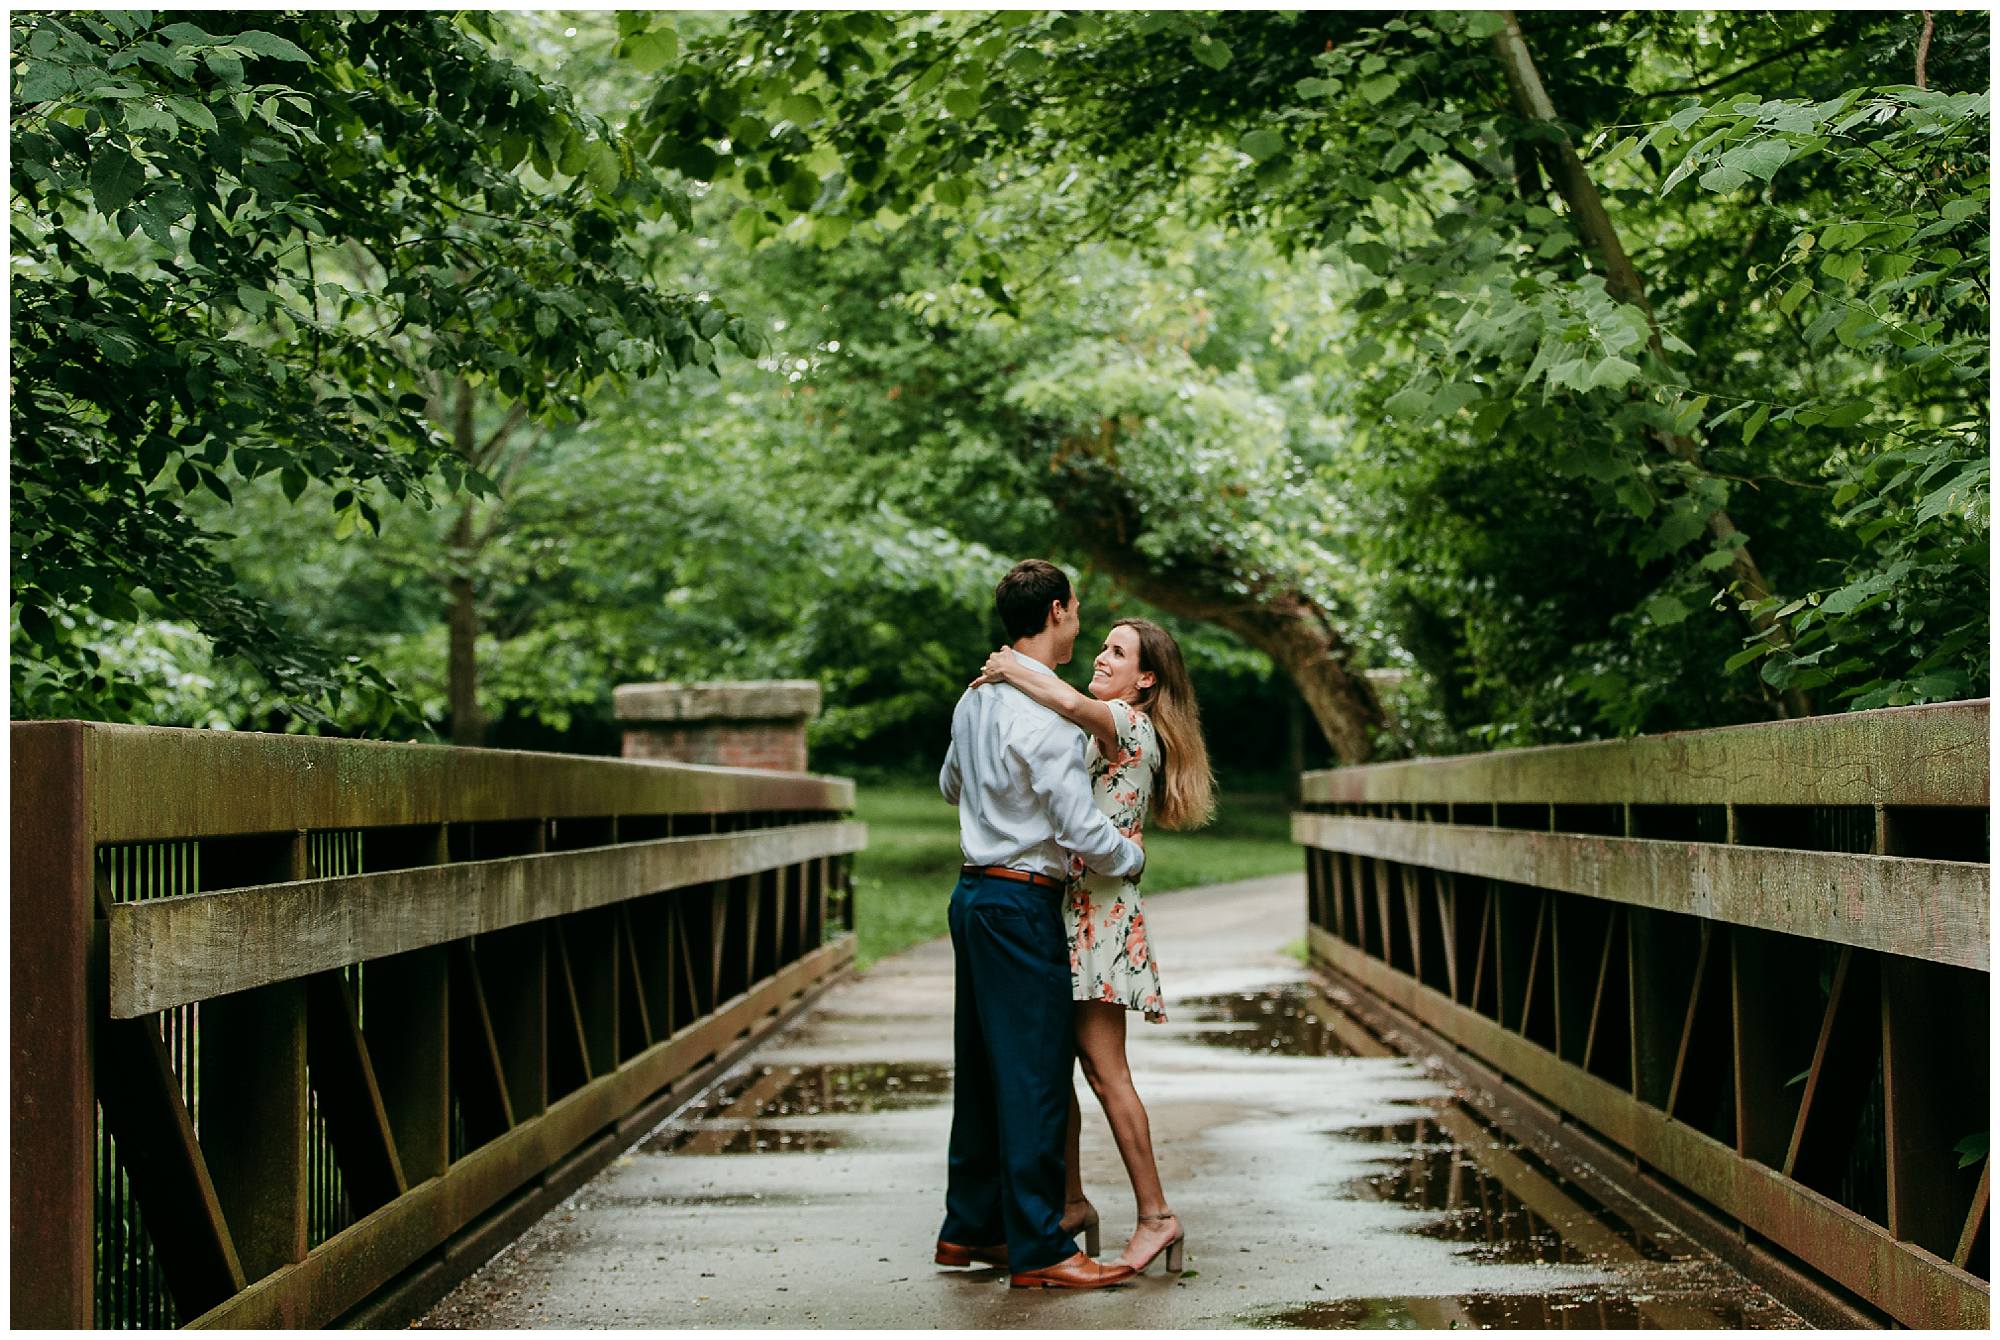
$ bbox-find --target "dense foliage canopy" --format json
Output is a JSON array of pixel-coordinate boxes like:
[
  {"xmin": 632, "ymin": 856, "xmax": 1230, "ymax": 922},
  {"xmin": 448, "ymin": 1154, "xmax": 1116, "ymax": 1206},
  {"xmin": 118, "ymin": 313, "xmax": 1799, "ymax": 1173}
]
[{"xmin": 11, "ymin": 10, "xmax": 1989, "ymax": 770}]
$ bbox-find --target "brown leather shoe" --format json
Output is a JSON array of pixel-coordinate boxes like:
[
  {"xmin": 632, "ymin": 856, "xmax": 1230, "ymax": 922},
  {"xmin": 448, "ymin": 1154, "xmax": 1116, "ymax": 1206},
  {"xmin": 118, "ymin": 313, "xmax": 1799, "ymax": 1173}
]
[
  {"xmin": 935, "ymin": 1240, "xmax": 1008, "ymax": 1267},
  {"xmin": 1009, "ymin": 1251, "xmax": 1136, "ymax": 1290}
]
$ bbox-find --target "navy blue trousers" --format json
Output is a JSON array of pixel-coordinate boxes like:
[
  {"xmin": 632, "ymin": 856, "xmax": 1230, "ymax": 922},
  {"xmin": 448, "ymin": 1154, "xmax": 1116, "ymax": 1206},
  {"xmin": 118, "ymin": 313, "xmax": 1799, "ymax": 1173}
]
[{"xmin": 938, "ymin": 871, "xmax": 1078, "ymax": 1272}]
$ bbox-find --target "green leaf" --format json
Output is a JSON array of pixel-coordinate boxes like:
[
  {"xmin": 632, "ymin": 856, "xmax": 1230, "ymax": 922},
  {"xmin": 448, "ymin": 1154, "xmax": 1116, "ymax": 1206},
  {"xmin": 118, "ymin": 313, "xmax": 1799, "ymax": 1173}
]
[
  {"xmin": 1729, "ymin": 138, "xmax": 1790, "ymax": 181},
  {"xmin": 623, "ymin": 27, "xmax": 679, "ymax": 73},
  {"xmin": 943, "ymin": 87, "xmax": 981, "ymax": 119},
  {"xmin": 1294, "ymin": 77, "xmax": 1340, "ymax": 99},
  {"xmin": 1699, "ymin": 545, "xmax": 1739, "ymax": 573},
  {"xmin": 1587, "ymin": 356, "xmax": 1642, "ymax": 391},
  {"xmin": 232, "ymin": 30, "xmax": 311, "ymax": 62},
  {"xmin": 1462, "ymin": 12, "xmax": 1506, "ymax": 38},
  {"xmin": 780, "ymin": 93, "xmax": 823, "ymax": 124},
  {"xmin": 1914, "ymin": 463, "xmax": 1986, "ymax": 523},
  {"xmin": 1741, "ymin": 403, "xmax": 1771, "ymax": 446},
  {"xmin": 1344, "ymin": 241, "xmax": 1393, "ymax": 274},
  {"xmin": 1359, "ymin": 74, "xmax": 1400, "ymax": 104},
  {"xmin": 585, "ymin": 140, "xmax": 620, "ymax": 193},
  {"xmin": 729, "ymin": 205, "xmax": 766, "ymax": 249},
  {"xmin": 1384, "ymin": 384, "xmax": 1432, "ymax": 419},
  {"xmin": 16, "ymin": 61, "xmax": 77, "ymax": 103},
  {"xmin": 811, "ymin": 213, "xmax": 852, "ymax": 248},
  {"xmin": 90, "ymin": 147, "xmax": 146, "ymax": 215},
  {"xmin": 1429, "ymin": 382, "xmax": 1481, "ymax": 417},
  {"xmin": 280, "ymin": 464, "xmax": 309, "ymax": 502},
  {"xmin": 1724, "ymin": 642, "xmax": 1776, "ymax": 672},
  {"xmin": 1645, "ymin": 595, "xmax": 1691, "ymax": 626},
  {"xmin": 204, "ymin": 51, "xmax": 245, "ymax": 85},
  {"xmin": 1240, "ymin": 129, "xmax": 1286, "ymax": 162},
  {"xmin": 1698, "ymin": 163, "xmax": 1750, "ymax": 194},
  {"xmin": 1819, "ymin": 573, "xmax": 1894, "ymax": 617},
  {"xmin": 1190, "ymin": 34, "xmax": 1231, "ymax": 70}
]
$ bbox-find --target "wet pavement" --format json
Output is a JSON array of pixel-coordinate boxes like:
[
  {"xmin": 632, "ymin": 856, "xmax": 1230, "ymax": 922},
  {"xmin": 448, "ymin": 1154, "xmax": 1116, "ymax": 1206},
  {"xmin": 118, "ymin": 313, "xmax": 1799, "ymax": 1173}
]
[{"xmin": 420, "ymin": 873, "xmax": 1805, "ymax": 1329}]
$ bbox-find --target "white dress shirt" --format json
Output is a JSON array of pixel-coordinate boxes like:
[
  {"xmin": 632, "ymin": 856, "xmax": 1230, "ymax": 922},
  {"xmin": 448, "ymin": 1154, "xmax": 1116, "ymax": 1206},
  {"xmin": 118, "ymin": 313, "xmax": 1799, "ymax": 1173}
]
[{"xmin": 939, "ymin": 651, "xmax": 1146, "ymax": 882}]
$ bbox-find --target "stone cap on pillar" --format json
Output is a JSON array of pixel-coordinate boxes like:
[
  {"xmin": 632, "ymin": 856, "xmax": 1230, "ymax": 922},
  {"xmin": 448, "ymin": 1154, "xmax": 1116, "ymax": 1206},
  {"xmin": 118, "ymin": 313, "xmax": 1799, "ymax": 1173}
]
[{"xmin": 613, "ymin": 680, "xmax": 822, "ymax": 724}]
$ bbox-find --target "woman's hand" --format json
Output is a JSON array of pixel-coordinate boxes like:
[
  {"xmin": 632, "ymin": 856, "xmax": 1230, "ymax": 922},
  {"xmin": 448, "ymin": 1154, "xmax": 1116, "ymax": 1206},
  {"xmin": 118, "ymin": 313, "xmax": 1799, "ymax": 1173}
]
[{"xmin": 968, "ymin": 646, "xmax": 1020, "ymax": 689}]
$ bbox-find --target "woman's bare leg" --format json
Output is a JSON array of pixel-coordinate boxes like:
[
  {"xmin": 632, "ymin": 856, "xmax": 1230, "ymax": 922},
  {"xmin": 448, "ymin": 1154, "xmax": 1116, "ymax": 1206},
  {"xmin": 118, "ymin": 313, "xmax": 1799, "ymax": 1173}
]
[
  {"xmin": 1074, "ymin": 1002, "xmax": 1179, "ymax": 1263},
  {"xmin": 1061, "ymin": 1084, "xmax": 1093, "ymax": 1229}
]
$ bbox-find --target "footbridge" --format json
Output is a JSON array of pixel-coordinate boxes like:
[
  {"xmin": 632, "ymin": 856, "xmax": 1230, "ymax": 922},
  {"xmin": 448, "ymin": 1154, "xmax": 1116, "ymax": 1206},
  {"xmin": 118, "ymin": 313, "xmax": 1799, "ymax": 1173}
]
[{"xmin": 9, "ymin": 702, "xmax": 1988, "ymax": 1328}]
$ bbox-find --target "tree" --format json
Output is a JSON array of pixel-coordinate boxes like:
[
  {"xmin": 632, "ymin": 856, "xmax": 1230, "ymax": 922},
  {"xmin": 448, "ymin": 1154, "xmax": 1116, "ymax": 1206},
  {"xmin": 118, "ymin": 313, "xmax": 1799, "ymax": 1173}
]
[
  {"xmin": 637, "ymin": 9, "xmax": 1986, "ymax": 744},
  {"xmin": 11, "ymin": 10, "xmax": 751, "ymax": 729}
]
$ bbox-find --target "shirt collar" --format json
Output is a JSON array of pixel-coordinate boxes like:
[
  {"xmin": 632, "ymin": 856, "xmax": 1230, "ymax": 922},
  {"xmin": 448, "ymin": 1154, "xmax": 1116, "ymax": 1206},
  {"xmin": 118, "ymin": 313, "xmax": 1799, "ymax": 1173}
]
[{"xmin": 1010, "ymin": 649, "xmax": 1055, "ymax": 676}]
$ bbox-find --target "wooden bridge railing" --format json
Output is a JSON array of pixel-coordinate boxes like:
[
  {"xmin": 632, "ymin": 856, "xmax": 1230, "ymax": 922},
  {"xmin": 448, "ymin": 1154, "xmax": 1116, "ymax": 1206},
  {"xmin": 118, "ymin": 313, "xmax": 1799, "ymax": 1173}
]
[
  {"xmin": 11, "ymin": 721, "xmax": 865, "ymax": 1329},
  {"xmin": 1295, "ymin": 700, "xmax": 1989, "ymax": 1329}
]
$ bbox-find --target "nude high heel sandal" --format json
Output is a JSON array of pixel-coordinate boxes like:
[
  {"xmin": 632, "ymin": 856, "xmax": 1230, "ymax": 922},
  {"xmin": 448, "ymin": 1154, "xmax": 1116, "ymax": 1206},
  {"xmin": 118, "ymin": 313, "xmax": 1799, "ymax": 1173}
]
[
  {"xmin": 1062, "ymin": 1198, "xmax": 1102, "ymax": 1256},
  {"xmin": 1125, "ymin": 1211, "xmax": 1185, "ymax": 1274}
]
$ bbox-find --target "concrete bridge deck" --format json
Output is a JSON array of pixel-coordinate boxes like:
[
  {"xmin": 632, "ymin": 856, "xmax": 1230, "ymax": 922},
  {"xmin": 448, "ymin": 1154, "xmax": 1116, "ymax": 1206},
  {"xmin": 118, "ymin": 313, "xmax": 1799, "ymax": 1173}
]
[{"xmin": 421, "ymin": 874, "xmax": 1805, "ymax": 1329}]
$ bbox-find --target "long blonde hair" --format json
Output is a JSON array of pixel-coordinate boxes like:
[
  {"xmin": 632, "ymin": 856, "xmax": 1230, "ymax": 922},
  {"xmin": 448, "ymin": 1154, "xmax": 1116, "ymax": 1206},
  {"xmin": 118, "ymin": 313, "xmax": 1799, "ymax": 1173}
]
[{"xmin": 1116, "ymin": 618, "xmax": 1216, "ymax": 831}]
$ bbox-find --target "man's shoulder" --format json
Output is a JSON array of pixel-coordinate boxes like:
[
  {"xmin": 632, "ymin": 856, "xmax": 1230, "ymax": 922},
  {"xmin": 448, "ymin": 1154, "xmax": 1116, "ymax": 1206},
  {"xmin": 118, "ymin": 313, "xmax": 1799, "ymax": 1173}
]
[{"xmin": 1001, "ymin": 696, "xmax": 1075, "ymax": 756}]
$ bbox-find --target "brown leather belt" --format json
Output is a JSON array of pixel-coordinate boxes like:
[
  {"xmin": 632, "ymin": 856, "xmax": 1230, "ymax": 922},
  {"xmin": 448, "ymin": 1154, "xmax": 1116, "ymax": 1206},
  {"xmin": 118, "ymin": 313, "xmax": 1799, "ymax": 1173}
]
[{"xmin": 961, "ymin": 864, "xmax": 1066, "ymax": 892}]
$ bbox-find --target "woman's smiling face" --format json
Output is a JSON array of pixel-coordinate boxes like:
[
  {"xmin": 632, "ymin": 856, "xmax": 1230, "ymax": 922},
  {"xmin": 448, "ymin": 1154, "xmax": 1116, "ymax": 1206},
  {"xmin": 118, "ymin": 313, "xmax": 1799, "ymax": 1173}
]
[{"xmin": 1088, "ymin": 624, "xmax": 1155, "ymax": 702}]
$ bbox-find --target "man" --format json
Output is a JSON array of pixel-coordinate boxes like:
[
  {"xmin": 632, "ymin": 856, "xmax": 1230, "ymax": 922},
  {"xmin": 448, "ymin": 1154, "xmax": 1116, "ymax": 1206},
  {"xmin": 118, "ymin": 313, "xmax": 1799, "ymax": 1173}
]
[{"xmin": 934, "ymin": 559, "xmax": 1143, "ymax": 1290}]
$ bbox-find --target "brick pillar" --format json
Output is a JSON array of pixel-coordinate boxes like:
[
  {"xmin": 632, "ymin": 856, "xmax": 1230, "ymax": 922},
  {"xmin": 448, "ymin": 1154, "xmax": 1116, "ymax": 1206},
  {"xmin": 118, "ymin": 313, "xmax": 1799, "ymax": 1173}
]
[{"xmin": 612, "ymin": 681, "xmax": 822, "ymax": 772}]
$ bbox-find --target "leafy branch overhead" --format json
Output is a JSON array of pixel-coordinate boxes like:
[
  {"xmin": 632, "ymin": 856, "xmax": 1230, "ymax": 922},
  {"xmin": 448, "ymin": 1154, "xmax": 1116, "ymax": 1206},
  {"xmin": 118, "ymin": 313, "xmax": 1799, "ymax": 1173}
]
[
  {"xmin": 11, "ymin": 10, "xmax": 753, "ymax": 723},
  {"xmin": 638, "ymin": 9, "xmax": 1986, "ymax": 727}
]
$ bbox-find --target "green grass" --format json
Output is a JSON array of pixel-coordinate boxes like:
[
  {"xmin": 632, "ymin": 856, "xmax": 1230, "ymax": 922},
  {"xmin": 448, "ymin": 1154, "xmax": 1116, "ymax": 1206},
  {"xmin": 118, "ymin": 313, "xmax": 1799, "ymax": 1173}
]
[{"xmin": 849, "ymin": 781, "xmax": 1302, "ymax": 968}]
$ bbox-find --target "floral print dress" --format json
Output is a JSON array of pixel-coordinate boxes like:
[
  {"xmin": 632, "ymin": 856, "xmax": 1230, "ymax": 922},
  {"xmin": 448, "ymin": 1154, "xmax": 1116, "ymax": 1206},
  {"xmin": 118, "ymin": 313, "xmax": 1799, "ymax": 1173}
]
[{"xmin": 1064, "ymin": 700, "xmax": 1167, "ymax": 1022}]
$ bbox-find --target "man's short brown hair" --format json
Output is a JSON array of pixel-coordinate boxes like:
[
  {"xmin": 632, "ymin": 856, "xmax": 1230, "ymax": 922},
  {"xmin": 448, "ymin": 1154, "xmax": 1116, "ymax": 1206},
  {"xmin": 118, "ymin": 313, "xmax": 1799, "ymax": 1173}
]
[{"xmin": 995, "ymin": 559, "xmax": 1072, "ymax": 642}]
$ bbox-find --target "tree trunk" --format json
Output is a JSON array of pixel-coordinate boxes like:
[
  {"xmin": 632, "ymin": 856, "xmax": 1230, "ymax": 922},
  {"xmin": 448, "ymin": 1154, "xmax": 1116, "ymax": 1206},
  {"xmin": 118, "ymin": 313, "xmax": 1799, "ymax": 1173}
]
[
  {"xmin": 1491, "ymin": 11, "xmax": 1811, "ymax": 719},
  {"xmin": 1071, "ymin": 535, "xmax": 1380, "ymax": 764},
  {"xmin": 447, "ymin": 381, "xmax": 484, "ymax": 747}
]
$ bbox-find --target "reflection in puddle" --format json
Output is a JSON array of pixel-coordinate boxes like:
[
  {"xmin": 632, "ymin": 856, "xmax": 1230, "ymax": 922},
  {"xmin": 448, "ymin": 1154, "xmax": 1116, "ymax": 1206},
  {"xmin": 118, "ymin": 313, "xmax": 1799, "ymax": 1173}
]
[
  {"xmin": 1178, "ymin": 983, "xmax": 1798, "ymax": 1329},
  {"xmin": 642, "ymin": 1062, "xmax": 951, "ymax": 1155},
  {"xmin": 1246, "ymin": 1288, "xmax": 1787, "ymax": 1329},
  {"xmin": 1175, "ymin": 986, "xmax": 1361, "ymax": 1057},
  {"xmin": 1338, "ymin": 1113, "xmax": 1673, "ymax": 1266},
  {"xmin": 648, "ymin": 1126, "xmax": 850, "ymax": 1155}
]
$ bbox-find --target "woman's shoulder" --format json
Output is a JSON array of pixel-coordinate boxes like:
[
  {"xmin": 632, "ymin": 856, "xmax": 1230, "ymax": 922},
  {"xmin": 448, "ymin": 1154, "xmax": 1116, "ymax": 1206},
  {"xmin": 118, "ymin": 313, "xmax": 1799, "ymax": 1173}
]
[{"xmin": 1116, "ymin": 700, "xmax": 1160, "ymax": 757}]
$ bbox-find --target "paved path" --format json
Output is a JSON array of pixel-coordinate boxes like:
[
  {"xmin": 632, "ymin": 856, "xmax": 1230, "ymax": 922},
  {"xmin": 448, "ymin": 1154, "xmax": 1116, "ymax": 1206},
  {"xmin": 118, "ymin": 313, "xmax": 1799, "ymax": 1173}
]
[{"xmin": 422, "ymin": 875, "xmax": 1803, "ymax": 1328}]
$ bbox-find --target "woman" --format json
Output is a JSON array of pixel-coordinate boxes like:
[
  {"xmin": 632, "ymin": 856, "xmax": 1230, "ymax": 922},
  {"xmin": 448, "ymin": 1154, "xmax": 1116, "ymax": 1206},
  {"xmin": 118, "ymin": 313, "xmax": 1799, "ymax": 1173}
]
[{"xmin": 972, "ymin": 617, "xmax": 1215, "ymax": 1275}]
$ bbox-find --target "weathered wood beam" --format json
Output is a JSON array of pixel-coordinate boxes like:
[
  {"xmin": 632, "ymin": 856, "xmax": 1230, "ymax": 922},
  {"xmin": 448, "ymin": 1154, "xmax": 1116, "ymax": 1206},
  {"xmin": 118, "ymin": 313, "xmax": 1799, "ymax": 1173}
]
[
  {"xmin": 364, "ymin": 947, "xmax": 450, "ymax": 1184},
  {"xmin": 59, "ymin": 720, "xmax": 853, "ymax": 844},
  {"xmin": 97, "ymin": 1013, "xmax": 247, "ymax": 1316},
  {"xmin": 1782, "ymin": 948, "xmax": 1881, "ymax": 1193},
  {"xmin": 187, "ymin": 938, "xmax": 852, "ymax": 1329},
  {"xmin": 9, "ymin": 724, "xmax": 95, "ymax": 1326},
  {"xmin": 304, "ymin": 972, "xmax": 408, "ymax": 1215},
  {"xmin": 1293, "ymin": 814, "xmax": 1986, "ymax": 970},
  {"xmin": 1882, "ymin": 955, "xmax": 1978, "ymax": 1259},
  {"xmin": 108, "ymin": 822, "xmax": 866, "ymax": 1016},
  {"xmin": 200, "ymin": 982, "xmax": 309, "ymax": 1280},
  {"xmin": 447, "ymin": 944, "xmax": 514, "ymax": 1146},
  {"xmin": 616, "ymin": 905, "xmax": 656, "ymax": 1053},
  {"xmin": 1300, "ymin": 699, "xmax": 1986, "ymax": 808}
]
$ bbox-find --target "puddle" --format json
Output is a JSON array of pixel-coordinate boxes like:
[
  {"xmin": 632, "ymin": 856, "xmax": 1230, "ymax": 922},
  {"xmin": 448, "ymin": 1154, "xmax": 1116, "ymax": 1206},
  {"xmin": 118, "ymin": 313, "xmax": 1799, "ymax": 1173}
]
[
  {"xmin": 649, "ymin": 1126, "xmax": 851, "ymax": 1155},
  {"xmin": 640, "ymin": 1062, "xmax": 952, "ymax": 1154},
  {"xmin": 1245, "ymin": 1288, "xmax": 1792, "ymax": 1329},
  {"xmin": 1174, "ymin": 986, "xmax": 1362, "ymax": 1057},
  {"xmin": 615, "ymin": 1192, "xmax": 809, "ymax": 1208},
  {"xmin": 1335, "ymin": 1111, "xmax": 1674, "ymax": 1266}
]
